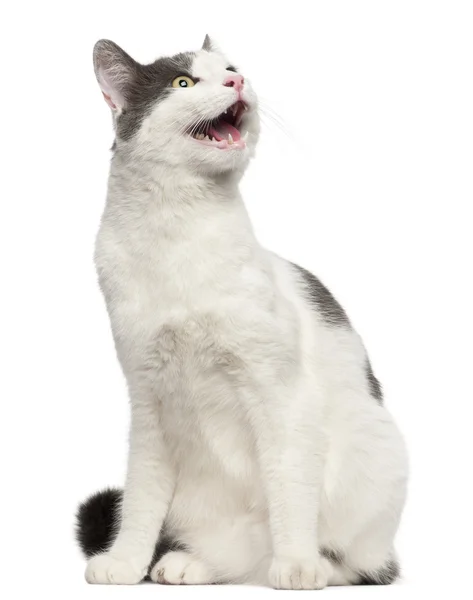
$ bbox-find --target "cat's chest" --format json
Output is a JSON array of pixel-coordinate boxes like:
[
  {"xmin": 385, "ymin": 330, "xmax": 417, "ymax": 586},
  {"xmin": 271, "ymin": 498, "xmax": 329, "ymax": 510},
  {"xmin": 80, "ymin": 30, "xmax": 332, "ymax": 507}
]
[
  {"xmin": 104, "ymin": 261, "xmax": 260, "ymax": 363},
  {"xmin": 95, "ymin": 215, "xmax": 285, "ymax": 394},
  {"xmin": 97, "ymin": 219, "xmax": 263, "ymax": 315},
  {"xmin": 97, "ymin": 230, "xmax": 274, "ymax": 351},
  {"xmin": 155, "ymin": 327, "xmax": 259, "ymax": 484}
]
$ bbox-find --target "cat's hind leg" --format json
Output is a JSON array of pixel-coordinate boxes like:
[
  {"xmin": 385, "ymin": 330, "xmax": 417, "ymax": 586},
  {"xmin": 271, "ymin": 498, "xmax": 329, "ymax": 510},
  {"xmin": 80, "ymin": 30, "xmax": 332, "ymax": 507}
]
[
  {"xmin": 321, "ymin": 545, "xmax": 400, "ymax": 586},
  {"xmin": 150, "ymin": 551, "xmax": 214, "ymax": 585},
  {"xmin": 343, "ymin": 521, "xmax": 401, "ymax": 586}
]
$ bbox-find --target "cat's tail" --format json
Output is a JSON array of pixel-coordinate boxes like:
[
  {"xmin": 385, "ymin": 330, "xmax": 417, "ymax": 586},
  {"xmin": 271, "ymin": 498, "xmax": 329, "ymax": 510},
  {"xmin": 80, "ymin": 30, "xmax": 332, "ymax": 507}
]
[{"xmin": 75, "ymin": 488, "xmax": 122, "ymax": 557}]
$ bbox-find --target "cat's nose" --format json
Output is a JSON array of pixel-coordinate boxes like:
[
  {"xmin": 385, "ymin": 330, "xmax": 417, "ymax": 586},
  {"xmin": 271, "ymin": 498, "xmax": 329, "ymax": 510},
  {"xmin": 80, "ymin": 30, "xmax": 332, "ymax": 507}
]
[{"xmin": 224, "ymin": 74, "xmax": 244, "ymax": 92}]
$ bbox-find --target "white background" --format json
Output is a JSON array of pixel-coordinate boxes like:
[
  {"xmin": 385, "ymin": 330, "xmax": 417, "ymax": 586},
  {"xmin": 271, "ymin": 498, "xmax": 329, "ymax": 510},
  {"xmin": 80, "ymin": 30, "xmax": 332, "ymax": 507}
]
[{"xmin": 1, "ymin": 1, "xmax": 472, "ymax": 598}]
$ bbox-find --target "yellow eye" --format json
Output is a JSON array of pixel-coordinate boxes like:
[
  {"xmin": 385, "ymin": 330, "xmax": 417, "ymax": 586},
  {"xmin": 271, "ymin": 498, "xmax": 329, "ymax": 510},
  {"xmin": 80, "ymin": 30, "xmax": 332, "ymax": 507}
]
[{"xmin": 172, "ymin": 76, "xmax": 195, "ymax": 89}]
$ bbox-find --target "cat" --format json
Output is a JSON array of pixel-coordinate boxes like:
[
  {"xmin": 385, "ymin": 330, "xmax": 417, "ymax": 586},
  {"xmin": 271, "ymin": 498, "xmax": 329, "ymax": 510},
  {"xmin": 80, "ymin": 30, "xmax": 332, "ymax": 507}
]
[{"xmin": 76, "ymin": 35, "xmax": 408, "ymax": 589}]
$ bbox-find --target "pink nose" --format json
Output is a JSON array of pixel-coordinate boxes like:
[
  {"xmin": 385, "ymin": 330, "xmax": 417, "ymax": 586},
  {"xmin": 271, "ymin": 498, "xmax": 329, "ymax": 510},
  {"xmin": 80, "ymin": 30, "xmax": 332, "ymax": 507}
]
[{"xmin": 224, "ymin": 74, "xmax": 244, "ymax": 92}]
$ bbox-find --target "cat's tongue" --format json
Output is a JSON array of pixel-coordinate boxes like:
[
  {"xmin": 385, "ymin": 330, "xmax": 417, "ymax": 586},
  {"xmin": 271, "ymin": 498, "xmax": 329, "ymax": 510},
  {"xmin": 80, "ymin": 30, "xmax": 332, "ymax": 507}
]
[{"xmin": 209, "ymin": 121, "xmax": 241, "ymax": 142}]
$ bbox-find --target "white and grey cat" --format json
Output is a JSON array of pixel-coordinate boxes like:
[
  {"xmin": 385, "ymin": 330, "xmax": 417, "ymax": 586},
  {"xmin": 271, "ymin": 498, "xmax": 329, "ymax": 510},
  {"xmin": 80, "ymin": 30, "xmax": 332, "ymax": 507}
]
[{"xmin": 76, "ymin": 35, "xmax": 408, "ymax": 589}]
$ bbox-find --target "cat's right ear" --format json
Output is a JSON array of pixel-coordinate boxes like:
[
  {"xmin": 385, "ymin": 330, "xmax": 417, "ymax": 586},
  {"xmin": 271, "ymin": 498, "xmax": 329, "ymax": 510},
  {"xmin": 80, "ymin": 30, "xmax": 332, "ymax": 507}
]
[{"xmin": 93, "ymin": 40, "xmax": 138, "ymax": 111}]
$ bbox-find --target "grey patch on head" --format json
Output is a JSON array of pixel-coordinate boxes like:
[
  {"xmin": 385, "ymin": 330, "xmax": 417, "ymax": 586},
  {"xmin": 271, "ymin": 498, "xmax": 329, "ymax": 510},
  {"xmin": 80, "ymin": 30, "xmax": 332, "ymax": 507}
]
[
  {"xmin": 321, "ymin": 547, "xmax": 344, "ymax": 565},
  {"xmin": 94, "ymin": 40, "xmax": 195, "ymax": 142},
  {"xmin": 116, "ymin": 51, "xmax": 195, "ymax": 141},
  {"xmin": 365, "ymin": 359, "xmax": 383, "ymax": 404},
  {"xmin": 291, "ymin": 262, "xmax": 351, "ymax": 328},
  {"xmin": 202, "ymin": 34, "xmax": 212, "ymax": 51},
  {"xmin": 358, "ymin": 558, "xmax": 400, "ymax": 585}
]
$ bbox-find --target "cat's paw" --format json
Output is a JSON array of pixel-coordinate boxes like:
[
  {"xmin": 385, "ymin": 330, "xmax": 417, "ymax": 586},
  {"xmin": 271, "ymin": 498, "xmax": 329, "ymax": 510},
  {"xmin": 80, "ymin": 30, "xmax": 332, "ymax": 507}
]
[
  {"xmin": 269, "ymin": 556, "xmax": 331, "ymax": 590},
  {"xmin": 150, "ymin": 551, "xmax": 212, "ymax": 585},
  {"xmin": 85, "ymin": 553, "xmax": 146, "ymax": 585}
]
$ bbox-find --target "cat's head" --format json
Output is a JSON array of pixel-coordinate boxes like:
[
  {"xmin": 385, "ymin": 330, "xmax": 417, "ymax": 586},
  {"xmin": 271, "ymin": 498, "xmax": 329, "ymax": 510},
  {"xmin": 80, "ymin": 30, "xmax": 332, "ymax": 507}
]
[{"xmin": 93, "ymin": 36, "xmax": 259, "ymax": 175}]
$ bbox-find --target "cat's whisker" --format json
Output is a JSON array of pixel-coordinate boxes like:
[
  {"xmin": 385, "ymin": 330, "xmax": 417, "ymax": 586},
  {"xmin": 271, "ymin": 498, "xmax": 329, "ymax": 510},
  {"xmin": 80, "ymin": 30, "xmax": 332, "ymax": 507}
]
[
  {"xmin": 257, "ymin": 102, "xmax": 294, "ymax": 141},
  {"xmin": 258, "ymin": 111, "xmax": 291, "ymax": 139}
]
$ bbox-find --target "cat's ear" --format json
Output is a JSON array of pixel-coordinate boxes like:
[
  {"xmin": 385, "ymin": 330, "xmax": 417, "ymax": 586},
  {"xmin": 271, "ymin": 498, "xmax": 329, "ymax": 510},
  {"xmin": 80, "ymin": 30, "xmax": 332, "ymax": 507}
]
[
  {"xmin": 202, "ymin": 35, "xmax": 226, "ymax": 57},
  {"xmin": 93, "ymin": 40, "xmax": 138, "ymax": 111},
  {"xmin": 202, "ymin": 34, "xmax": 213, "ymax": 52}
]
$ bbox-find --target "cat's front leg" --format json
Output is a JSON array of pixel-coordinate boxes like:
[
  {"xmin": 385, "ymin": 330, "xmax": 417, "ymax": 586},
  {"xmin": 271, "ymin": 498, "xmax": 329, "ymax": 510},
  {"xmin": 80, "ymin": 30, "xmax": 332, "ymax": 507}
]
[
  {"xmin": 85, "ymin": 393, "xmax": 174, "ymax": 585},
  {"xmin": 245, "ymin": 375, "xmax": 331, "ymax": 590}
]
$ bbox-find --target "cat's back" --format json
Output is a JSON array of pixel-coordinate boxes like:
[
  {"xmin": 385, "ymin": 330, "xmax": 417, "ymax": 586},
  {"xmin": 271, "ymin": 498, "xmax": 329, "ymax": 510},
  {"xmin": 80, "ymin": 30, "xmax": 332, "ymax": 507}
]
[{"xmin": 269, "ymin": 253, "xmax": 383, "ymax": 406}]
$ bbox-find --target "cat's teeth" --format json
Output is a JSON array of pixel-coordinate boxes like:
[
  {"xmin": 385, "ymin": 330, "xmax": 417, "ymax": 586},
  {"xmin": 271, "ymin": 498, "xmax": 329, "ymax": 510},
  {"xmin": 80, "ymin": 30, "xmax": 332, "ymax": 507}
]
[
  {"xmin": 242, "ymin": 131, "xmax": 249, "ymax": 141},
  {"xmin": 228, "ymin": 133, "xmax": 234, "ymax": 144},
  {"xmin": 204, "ymin": 135, "xmax": 210, "ymax": 141},
  {"xmin": 224, "ymin": 110, "xmax": 228, "ymax": 114},
  {"xmin": 197, "ymin": 133, "xmax": 204, "ymax": 140}
]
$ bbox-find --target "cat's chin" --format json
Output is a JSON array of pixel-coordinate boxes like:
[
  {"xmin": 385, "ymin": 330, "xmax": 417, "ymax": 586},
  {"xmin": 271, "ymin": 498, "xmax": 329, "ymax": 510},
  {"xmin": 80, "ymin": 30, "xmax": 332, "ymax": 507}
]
[
  {"xmin": 185, "ymin": 140, "xmax": 252, "ymax": 175},
  {"xmin": 177, "ymin": 129, "xmax": 255, "ymax": 175},
  {"xmin": 128, "ymin": 134, "xmax": 253, "ymax": 176}
]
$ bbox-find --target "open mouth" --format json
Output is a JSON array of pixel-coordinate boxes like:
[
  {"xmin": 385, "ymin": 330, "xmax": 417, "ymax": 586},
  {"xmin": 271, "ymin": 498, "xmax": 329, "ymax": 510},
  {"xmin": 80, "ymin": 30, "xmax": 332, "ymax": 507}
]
[{"xmin": 188, "ymin": 101, "xmax": 248, "ymax": 150}]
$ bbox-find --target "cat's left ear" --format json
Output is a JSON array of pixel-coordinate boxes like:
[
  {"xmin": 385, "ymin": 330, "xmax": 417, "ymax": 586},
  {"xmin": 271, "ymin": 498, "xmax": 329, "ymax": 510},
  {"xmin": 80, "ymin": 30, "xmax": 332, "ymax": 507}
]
[
  {"xmin": 93, "ymin": 39, "xmax": 139, "ymax": 111},
  {"xmin": 202, "ymin": 34, "xmax": 213, "ymax": 51}
]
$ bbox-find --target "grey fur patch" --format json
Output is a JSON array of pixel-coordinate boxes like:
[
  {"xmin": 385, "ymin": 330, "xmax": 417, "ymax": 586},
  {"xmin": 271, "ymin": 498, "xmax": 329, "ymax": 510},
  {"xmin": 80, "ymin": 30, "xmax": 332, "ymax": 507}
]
[
  {"xmin": 94, "ymin": 40, "xmax": 195, "ymax": 141},
  {"xmin": 321, "ymin": 547, "xmax": 344, "ymax": 565},
  {"xmin": 292, "ymin": 263, "xmax": 350, "ymax": 328},
  {"xmin": 366, "ymin": 359, "xmax": 383, "ymax": 403},
  {"xmin": 358, "ymin": 558, "xmax": 400, "ymax": 585},
  {"xmin": 117, "ymin": 52, "xmax": 195, "ymax": 141}
]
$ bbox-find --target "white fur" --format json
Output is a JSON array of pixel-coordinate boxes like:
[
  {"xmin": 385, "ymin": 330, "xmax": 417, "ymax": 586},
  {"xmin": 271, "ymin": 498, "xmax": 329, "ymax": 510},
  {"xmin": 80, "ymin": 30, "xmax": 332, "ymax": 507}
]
[{"xmin": 85, "ymin": 44, "xmax": 408, "ymax": 589}]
